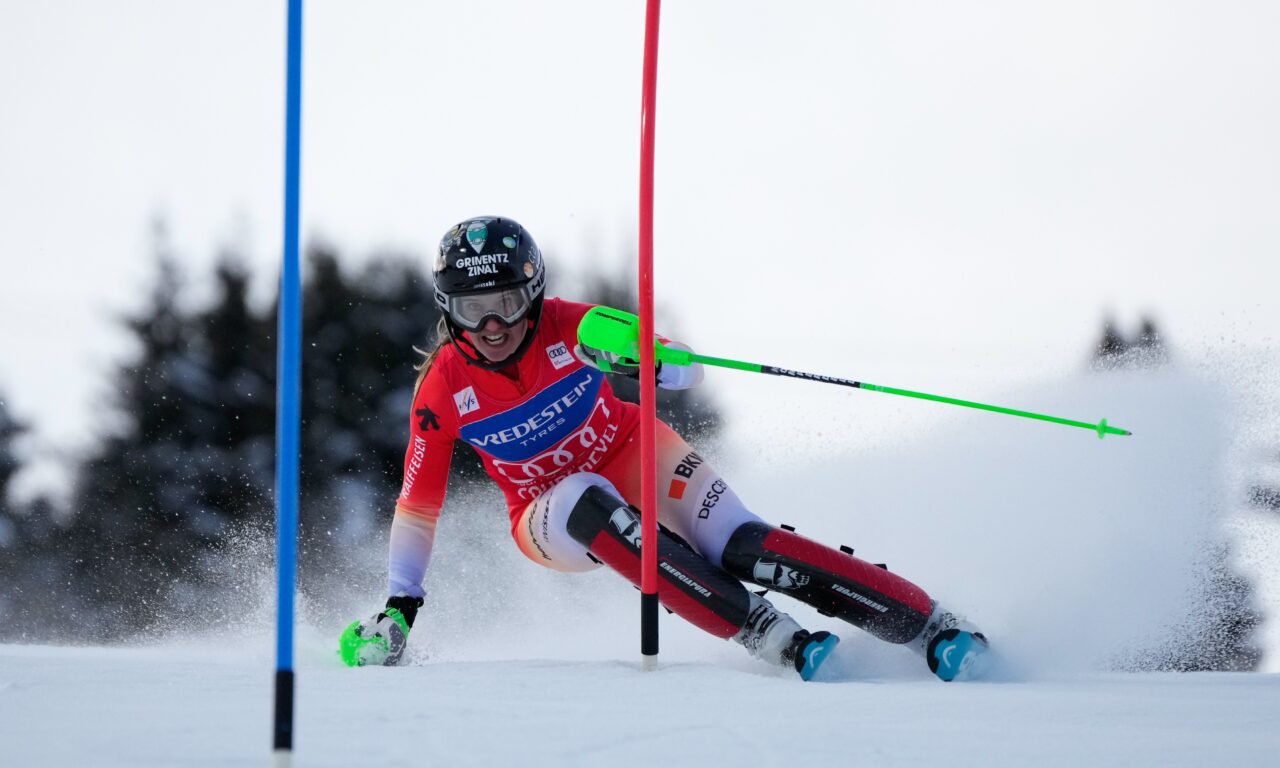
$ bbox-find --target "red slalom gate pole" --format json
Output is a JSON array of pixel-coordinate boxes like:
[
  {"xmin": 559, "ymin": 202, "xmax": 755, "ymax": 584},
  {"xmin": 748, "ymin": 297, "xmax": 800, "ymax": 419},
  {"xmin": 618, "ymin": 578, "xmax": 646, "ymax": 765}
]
[{"xmin": 638, "ymin": 0, "xmax": 662, "ymax": 670}]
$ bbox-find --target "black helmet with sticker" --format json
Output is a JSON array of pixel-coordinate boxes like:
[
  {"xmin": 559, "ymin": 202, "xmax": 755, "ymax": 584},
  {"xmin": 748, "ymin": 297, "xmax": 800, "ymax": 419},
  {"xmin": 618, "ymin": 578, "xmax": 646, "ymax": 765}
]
[{"xmin": 433, "ymin": 216, "xmax": 546, "ymax": 369}]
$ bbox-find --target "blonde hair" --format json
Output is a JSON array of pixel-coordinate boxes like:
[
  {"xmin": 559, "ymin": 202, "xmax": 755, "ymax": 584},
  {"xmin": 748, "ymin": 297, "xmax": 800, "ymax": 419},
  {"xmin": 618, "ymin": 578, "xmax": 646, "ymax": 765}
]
[{"xmin": 413, "ymin": 316, "xmax": 451, "ymax": 394}]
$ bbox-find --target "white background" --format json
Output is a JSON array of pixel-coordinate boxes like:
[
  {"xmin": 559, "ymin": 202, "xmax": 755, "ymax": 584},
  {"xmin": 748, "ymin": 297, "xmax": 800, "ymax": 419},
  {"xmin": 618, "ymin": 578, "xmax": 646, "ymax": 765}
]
[{"xmin": 2, "ymin": 6, "xmax": 1279, "ymax": 761}]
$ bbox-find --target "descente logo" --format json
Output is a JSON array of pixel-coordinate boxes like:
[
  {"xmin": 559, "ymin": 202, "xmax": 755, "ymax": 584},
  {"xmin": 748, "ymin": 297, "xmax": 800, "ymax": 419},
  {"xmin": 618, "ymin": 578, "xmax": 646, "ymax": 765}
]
[{"xmin": 454, "ymin": 386, "xmax": 479, "ymax": 416}]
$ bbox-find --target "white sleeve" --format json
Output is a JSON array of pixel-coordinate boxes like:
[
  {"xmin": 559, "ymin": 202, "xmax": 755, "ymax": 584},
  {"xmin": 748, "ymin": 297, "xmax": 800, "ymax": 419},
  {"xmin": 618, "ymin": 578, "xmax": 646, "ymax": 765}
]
[
  {"xmin": 657, "ymin": 340, "xmax": 705, "ymax": 391},
  {"xmin": 387, "ymin": 508, "xmax": 438, "ymax": 599}
]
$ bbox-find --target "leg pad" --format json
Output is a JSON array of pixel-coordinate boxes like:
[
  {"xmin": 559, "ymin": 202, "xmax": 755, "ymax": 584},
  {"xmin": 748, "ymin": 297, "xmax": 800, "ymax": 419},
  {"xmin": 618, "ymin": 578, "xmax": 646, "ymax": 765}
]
[
  {"xmin": 567, "ymin": 485, "xmax": 750, "ymax": 638},
  {"xmin": 721, "ymin": 522, "xmax": 932, "ymax": 644}
]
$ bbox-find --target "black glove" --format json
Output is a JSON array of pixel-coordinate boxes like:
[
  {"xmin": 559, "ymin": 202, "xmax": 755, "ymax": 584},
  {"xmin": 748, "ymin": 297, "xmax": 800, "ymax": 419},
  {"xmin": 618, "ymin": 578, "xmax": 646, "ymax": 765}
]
[{"xmin": 385, "ymin": 594, "xmax": 424, "ymax": 628}]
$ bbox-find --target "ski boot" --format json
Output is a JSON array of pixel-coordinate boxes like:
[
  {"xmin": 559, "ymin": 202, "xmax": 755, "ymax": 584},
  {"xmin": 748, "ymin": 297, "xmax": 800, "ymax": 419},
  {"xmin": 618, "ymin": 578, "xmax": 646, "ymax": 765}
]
[
  {"xmin": 735, "ymin": 593, "xmax": 840, "ymax": 681},
  {"xmin": 912, "ymin": 602, "xmax": 989, "ymax": 682}
]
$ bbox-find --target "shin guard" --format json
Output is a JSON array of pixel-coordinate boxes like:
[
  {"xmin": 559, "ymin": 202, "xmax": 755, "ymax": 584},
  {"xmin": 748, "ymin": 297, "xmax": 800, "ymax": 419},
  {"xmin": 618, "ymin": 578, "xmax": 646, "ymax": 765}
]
[
  {"xmin": 721, "ymin": 522, "xmax": 932, "ymax": 644},
  {"xmin": 566, "ymin": 485, "xmax": 750, "ymax": 638}
]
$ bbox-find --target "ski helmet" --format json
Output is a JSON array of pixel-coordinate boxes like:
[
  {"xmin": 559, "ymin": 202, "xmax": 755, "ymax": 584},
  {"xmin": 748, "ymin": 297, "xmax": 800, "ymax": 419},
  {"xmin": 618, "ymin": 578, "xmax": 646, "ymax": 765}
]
[{"xmin": 433, "ymin": 216, "xmax": 546, "ymax": 370}]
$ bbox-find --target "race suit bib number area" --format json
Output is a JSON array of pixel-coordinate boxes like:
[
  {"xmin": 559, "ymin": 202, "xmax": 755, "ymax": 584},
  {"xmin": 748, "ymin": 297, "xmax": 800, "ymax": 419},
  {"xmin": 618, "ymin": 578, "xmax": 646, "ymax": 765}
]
[{"xmin": 494, "ymin": 397, "xmax": 621, "ymax": 501}]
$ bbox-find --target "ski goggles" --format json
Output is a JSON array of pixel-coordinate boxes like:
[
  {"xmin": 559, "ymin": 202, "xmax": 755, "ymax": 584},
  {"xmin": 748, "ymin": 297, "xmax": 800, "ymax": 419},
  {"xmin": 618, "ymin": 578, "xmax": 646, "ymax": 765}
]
[{"xmin": 445, "ymin": 286, "xmax": 535, "ymax": 331}]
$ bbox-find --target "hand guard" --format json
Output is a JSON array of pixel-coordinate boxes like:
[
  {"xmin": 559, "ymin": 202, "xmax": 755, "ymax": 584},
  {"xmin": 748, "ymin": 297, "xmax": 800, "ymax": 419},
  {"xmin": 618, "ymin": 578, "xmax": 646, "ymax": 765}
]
[
  {"xmin": 338, "ymin": 595, "xmax": 423, "ymax": 667},
  {"xmin": 573, "ymin": 343, "xmax": 647, "ymax": 378},
  {"xmin": 573, "ymin": 342, "xmax": 702, "ymax": 390}
]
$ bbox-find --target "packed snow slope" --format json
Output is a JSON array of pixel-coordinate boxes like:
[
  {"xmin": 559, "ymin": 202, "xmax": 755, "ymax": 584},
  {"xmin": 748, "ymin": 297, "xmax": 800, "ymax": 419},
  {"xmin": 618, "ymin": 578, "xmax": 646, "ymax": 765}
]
[
  {"xmin": 4, "ymin": 359, "xmax": 1280, "ymax": 766},
  {"xmin": 1, "ymin": 643, "xmax": 1278, "ymax": 767}
]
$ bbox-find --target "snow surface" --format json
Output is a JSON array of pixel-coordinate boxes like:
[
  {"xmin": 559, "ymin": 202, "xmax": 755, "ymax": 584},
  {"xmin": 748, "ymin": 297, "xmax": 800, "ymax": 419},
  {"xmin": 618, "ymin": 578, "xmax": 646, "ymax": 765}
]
[
  {"xmin": 1, "ymin": 644, "xmax": 1277, "ymax": 767},
  {"xmin": 4, "ymin": 358, "xmax": 1279, "ymax": 765}
]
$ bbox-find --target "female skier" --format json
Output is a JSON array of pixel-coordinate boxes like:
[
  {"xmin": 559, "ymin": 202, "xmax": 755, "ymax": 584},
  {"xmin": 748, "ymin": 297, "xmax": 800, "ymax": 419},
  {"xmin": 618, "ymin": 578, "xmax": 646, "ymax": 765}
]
[{"xmin": 340, "ymin": 216, "xmax": 988, "ymax": 681}]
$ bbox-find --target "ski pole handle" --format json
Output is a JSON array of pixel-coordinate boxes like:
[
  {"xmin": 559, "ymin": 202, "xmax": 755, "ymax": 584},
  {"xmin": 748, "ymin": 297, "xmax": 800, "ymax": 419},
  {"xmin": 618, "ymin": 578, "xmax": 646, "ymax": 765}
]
[{"xmin": 577, "ymin": 306, "xmax": 1132, "ymax": 439}]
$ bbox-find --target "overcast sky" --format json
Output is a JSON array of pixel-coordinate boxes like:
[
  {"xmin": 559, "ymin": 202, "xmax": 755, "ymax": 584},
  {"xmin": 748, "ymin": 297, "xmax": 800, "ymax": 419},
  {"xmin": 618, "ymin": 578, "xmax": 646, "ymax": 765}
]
[{"xmin": 2, "ymin": 1, "xmax": 1278, "ymax": 500}]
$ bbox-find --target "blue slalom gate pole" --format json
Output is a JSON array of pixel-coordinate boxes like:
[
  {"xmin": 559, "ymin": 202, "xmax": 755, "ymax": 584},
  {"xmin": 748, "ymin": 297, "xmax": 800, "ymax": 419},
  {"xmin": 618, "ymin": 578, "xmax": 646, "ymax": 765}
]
[{"xmin": 274, "ymin": 0, "xmax": 304, "ymax": 763}]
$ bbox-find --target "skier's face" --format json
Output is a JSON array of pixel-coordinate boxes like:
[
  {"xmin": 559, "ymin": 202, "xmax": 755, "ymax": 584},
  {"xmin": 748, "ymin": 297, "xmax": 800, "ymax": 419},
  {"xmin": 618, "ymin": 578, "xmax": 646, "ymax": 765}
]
[{"xmin": 465, "ymin": 315, "xmax": 528, "ymax": 364}]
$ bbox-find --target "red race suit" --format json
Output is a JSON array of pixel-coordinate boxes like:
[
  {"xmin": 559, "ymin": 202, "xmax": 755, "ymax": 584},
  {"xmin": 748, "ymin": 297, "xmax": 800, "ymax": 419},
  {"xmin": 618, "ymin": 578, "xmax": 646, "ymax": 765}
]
[{"xmin": 396, "ymin": 299, "xmax": 640, "ymax": 534}]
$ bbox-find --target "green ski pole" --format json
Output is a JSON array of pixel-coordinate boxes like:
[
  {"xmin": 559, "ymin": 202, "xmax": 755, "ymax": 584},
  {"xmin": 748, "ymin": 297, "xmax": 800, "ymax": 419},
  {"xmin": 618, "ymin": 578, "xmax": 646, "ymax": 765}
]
[{"xmin": 579, "ymin": 306, "xmax": 1132, "ymax": 440}]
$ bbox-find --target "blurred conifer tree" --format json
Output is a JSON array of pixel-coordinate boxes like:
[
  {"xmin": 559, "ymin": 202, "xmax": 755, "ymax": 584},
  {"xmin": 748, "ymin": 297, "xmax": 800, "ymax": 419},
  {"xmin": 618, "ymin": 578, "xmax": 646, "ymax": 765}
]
[{"xmin": 36, "ymin": 239, "xmax": 721, "ymax": 639}]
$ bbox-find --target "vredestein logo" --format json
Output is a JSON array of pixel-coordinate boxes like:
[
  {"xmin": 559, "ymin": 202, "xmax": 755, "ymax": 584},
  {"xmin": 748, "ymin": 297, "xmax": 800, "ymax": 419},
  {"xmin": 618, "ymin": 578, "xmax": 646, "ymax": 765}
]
[{"xmin": 462, "ymin": 372, "xmax": 597, "ymax": 457}]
